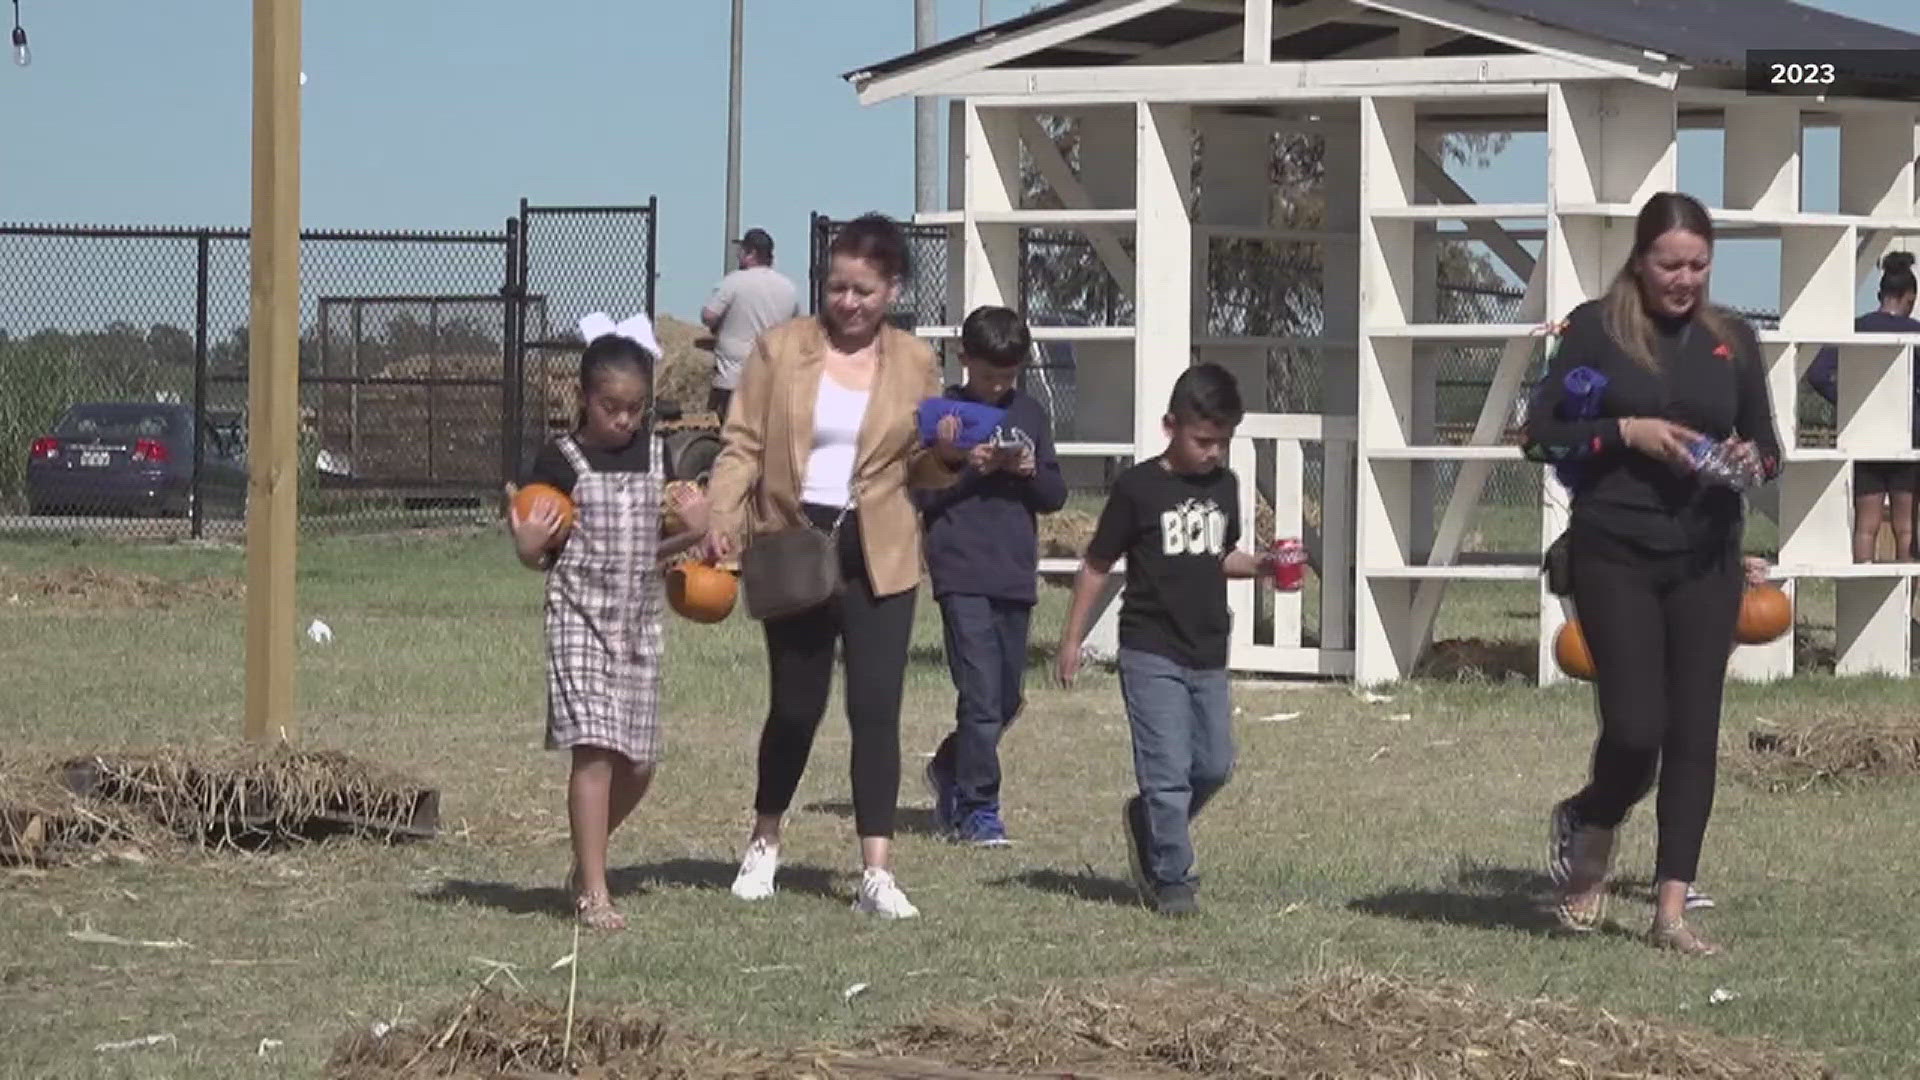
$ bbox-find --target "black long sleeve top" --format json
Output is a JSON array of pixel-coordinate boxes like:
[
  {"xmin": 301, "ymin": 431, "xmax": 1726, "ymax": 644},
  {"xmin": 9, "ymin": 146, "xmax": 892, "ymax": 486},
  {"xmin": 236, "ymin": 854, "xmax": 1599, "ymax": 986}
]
[{"xmin": 1522, "ymin": 299, "xmax": 1782, "ymax": 554}]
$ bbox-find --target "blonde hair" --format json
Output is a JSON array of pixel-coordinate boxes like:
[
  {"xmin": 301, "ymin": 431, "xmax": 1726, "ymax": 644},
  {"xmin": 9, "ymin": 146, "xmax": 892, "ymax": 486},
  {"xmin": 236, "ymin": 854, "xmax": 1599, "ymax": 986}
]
[{"xmin": 1601, "ymin": 192, "xmax": 1739, "ymax": 370}]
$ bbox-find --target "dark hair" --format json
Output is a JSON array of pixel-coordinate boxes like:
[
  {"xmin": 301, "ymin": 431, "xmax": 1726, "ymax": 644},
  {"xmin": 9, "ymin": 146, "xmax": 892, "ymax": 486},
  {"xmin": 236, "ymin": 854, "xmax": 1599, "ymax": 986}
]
[
  {"xmin": 1879, "ymin": 250, "xmax": 1917, "ymax": 299},
  {"xmin": 576, "ymin": 333, "xmax": 654, "ymax": 425},
  {"xmin": 1166, "ymin": 362, "xmax": 1244, "ymax": 427},
  {"xmin": 827, "ymin": 212, "xmax": 910, "ymax": 282},
  {"xmin": 1602, "ymin": 191, "xmax": 1739, "ymax": 370},
  {"xmin": 959, "ymin": 305, "xmax": 1032, "ymax": 367}
]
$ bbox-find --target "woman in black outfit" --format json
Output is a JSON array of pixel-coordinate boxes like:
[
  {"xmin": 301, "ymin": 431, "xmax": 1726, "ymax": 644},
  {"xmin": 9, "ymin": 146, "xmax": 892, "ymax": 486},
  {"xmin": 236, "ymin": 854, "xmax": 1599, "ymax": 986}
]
[{"xmin": 1524, "ymin": 192, "xmax": 1780, "ymax": 957}]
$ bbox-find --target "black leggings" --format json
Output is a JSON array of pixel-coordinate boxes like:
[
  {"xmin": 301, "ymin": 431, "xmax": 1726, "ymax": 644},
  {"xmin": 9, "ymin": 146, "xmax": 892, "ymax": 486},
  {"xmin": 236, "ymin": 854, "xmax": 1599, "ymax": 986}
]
[
  {"xmin": 753, "ymin": 504, "xmax": 916, "ymax": 838},
  {"xmin": 1564, "ymin": 526, "xmax": 1743, "ymax": 884}
]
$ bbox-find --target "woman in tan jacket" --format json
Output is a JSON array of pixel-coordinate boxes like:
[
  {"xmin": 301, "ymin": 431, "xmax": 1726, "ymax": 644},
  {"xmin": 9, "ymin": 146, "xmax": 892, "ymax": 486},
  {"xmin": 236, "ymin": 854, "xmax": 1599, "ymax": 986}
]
[{"xmin": 703, "ymin": 213, "xmax": 964, "ymax": 919}]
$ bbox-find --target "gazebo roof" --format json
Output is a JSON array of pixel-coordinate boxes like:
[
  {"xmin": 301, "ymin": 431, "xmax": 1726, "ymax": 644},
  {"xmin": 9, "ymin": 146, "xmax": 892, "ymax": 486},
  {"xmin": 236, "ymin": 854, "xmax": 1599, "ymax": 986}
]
[{"xmin": 845, "ymin": 0, "xmax": 1920, "ymax": 104}]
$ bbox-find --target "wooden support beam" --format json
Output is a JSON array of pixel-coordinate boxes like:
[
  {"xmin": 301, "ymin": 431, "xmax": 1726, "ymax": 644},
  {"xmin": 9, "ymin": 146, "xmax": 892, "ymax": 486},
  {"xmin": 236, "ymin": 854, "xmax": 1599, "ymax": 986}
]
[
  {"xmin": 926, "ymin": 55, "xmax": 1625, "ymax": 105},
  {"xmin": 1412, "ymin": 147, "xmax": 1537, "ymax": 280},
  {"xmin": 1351, "ymin": 0, "xmax": 1679, "ymax": 87},
  {"xmin": 849, "ymin": 0, "xmax": 1184, "ymax": 103},
  {"xmin": 1135, "ymin": 102, "xmax": 1193, "ymax": 455},
  {"xmin": 1017, "ymin": 113, "xmax": 1138, "ymax": 302},
  {"xmin": 1407, "ymin": 257, "xmax": 1546, "ymax": 657},
  {"xmin": 1244, "ymin": 0, "xmax": 1272, "ymax": 64},
  {"xmin": 1130, "ymin": 0, "xmax": 1355, "ymax": 66},
  {"xmin": 245, "ymin": 0, "xmax": 302, "ymax": 743}
]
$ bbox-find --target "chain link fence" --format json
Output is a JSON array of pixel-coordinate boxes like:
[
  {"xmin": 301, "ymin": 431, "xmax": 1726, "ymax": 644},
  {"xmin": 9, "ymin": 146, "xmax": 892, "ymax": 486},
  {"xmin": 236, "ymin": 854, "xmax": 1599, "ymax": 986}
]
[{"xmin": 0, "ymin": 200, "xmax": 657, "ymax": 540}]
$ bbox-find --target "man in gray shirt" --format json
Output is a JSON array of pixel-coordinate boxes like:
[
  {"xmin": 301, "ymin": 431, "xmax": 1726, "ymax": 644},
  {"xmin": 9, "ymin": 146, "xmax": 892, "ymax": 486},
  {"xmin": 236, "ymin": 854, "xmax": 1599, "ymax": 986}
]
[{"xmin": 701, "ymin": 228, "xmax": 800, "ymax": 418}]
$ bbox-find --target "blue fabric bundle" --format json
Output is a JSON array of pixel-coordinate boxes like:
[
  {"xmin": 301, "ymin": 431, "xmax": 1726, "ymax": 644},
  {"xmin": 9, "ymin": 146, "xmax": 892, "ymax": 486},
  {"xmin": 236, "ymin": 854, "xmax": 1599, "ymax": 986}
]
[
  {"xmin": 916, "ymin": 397, "xmax": 1006, "ymax": 448},
  {"xmin": 1552, "ymin": 366, "xmax": 1608, "ymax": 490}
]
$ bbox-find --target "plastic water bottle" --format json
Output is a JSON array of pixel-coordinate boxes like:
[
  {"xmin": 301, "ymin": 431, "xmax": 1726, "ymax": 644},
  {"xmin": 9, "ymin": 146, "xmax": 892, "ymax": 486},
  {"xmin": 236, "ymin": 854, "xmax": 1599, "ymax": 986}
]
[{"xmin": 1688, "ymin": 436, "xmax": 1759, "ymax": 492}]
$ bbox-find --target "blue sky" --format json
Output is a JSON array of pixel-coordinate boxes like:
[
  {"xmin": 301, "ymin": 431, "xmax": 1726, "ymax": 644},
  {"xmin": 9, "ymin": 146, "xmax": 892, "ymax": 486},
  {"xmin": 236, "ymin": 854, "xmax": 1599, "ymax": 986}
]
[{"xmin": 1, "ymin": 0, "xmax": 1916, "ymax": 321}]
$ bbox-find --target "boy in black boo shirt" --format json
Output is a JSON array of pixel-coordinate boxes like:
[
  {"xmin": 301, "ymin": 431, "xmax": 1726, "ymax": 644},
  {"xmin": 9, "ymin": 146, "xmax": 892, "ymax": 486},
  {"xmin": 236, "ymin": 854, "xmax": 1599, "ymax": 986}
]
[
  {"xmin": 1055, "ymin": 364, "xmax": 1276, "ymax": 917},
  {"xmin": 917, "ymin": 306, "xmax": 1068, "ymax": 846}
]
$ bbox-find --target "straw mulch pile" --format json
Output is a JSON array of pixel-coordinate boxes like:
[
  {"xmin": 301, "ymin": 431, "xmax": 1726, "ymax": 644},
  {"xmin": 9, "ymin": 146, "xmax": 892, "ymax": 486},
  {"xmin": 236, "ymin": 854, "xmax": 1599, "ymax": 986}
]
[
  {"xmin": 1732, "ymin": 715, "xmax": 1920, "ymax": 792},
  {"xmin": 0, "ymin": 564, "xmax": 244, "ymax": 610},
  {"xmin": 2, "ymin": 746, "xmax": 435, "ymax": 865},
  {"xmin": 864, "ymin": 970, "xmax": 1831, "ymax": 1079},
  {"xmin": 327, "ymin": 968, "xmax": 1831, "ymax": 1079}
]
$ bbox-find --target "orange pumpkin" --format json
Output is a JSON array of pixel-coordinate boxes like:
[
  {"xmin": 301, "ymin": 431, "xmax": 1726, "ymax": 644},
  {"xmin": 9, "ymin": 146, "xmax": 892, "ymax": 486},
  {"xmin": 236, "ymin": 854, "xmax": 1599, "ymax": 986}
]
[
  {"xmin": 512, "ymin": 483, "xmax": 574, "ymax": 541},
  {"xmin": 661, "ymin": 480, "xmax": 702, "ymax": 537},
  {"xmin": 1735, "ymin": 583, "xmax": 1792, "ymax": 645},
  {"xmin": 667, "ymin": 560, "xmax": 737, "ymax": 624},
  {"xmin": 1554, "ymin": 618, "xmax": 1596, "ymax": 682}
]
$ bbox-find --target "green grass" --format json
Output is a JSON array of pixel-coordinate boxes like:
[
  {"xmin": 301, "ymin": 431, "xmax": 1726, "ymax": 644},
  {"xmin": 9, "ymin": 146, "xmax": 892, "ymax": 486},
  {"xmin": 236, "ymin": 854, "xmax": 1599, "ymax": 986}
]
[{"xmin": 1, "ymin": 530, "xmax": 1916, "ymax": 1078}]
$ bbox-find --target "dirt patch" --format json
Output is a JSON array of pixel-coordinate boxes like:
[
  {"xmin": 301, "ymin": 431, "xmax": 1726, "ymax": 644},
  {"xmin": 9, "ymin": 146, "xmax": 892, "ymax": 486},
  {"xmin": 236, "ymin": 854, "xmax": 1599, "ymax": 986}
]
[
  {"xmin": 328, "ymin": 969, "xmax": 1831, "ymax": 1079},
  {"xmin": 1417, "ymin": 638, "xmax": 1537, "ymax": 684},
  {"xmin": 2, "ymin": 746, "xmax": 436, "ymax": 866},
  {"xmin": 1732, "ymin": 715, "xmax": 1920, "ymax": 792},
  {"xmin": 0, "ymin": 564, "xmax": 243, "ymax": 610}
]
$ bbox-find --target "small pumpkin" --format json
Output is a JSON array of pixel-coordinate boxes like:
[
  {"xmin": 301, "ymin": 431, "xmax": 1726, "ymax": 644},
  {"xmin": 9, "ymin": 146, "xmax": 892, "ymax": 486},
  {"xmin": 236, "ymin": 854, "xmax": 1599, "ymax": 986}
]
[
  {"xmin": 667, "ymin": 560, "xmax": 737, "ymax": 624},
  {"xmin": 1554, "ymin": 618, "xmax": 1595, "ymax": 682},
  {"xmin": 512, "ymin": 483, "xmax": 574, "ymax": 543},
  {"xmin": 1735, "ymin": 583, "xmax": 1792, "ymax": 645}
]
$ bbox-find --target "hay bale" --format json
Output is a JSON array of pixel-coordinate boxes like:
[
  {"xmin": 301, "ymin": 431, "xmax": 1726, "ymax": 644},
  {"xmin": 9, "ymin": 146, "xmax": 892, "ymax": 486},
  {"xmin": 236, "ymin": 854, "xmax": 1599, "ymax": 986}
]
[
  {"xmin": 859, "ymin": 969, "xmax": 1832, "ymax": 1079},
  {"xmin": 1733, "ymin": 715, "xmax": 1920, "ymax": 792},
  {"xmin": 654, "ymin": 315, "xmax": 716, "ymax": 417},
  {"xmin": 54, "ymin": 746, "xmax": 437, "ymax": 851},
  {"xmin": 0, "ymin": 755, "xmax": 161, "ymax": 866}
]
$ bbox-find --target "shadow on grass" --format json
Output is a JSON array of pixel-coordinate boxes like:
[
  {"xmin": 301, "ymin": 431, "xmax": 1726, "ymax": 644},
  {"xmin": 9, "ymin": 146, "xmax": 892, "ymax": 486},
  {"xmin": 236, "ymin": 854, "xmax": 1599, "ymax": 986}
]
[
  {"xmin": 418, "ymin": 858, "xmax": 847, "ymax": 918},
  {"xmin": 1348, "ymin": 860, "xmax": 1651, "ymax": 938},
  {"xmin": 988, "ymin": 867, "xmax": 1142, "ymax": 908},
  {"xmin": 802, "ymin": 800, "xmax": 945, "ymax": 839}
]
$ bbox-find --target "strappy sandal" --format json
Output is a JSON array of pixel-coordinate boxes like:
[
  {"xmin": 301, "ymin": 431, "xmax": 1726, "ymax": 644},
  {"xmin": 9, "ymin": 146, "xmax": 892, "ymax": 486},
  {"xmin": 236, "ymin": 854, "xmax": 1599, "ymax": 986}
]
[
  {"xmin": 574, "ymin": 891, "xmax": 626, "ymax": 931},
  {"xmin": 565, "ymin": 866, "xmax": 626, "ymax": 931},
  {"xmin": 1649, "ymin": 916, "xmax": 1720, "ymax": 957},
  {"xmin": 1553, "ymin": 825, "xmax": 1616, "ymax": 933}
]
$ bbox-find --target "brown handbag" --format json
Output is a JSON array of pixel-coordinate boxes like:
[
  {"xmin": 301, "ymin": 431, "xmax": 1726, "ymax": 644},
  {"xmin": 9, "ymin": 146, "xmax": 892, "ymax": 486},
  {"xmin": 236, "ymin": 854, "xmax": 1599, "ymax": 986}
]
[{"xmin": 739, "ymin": 491, "xmax": 856, "ymax": 621}]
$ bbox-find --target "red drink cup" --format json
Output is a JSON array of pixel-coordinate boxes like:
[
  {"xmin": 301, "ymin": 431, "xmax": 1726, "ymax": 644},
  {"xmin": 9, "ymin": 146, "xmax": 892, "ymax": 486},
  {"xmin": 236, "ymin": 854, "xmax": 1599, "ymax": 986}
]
[{"xmin": 1270, "ymin": 537, "xmax": 1306, "ymax": 591}]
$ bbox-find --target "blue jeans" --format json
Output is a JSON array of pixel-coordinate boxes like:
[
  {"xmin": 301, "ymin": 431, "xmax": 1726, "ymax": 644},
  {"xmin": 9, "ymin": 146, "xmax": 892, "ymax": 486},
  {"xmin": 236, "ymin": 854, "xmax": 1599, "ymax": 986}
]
[
  {"xmin": 932, "ymin": 594, "xmax": 1031, "ymax": 817},
  {"xmin": 1118, "ymin": 647, "xmax": 1234, "ymax": 889}
]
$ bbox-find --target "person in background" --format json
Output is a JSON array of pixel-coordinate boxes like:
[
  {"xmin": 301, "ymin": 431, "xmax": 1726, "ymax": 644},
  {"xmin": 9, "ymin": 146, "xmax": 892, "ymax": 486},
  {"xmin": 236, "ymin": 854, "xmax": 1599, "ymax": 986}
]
[
  {"xmin": 1523, "ymin": 192, "xmax": 1779, "ymax": 957},
  {"xmin": 701, "ymin": 227, "xmax": 801, "ymax": 421},
  {"xmin": 918, "ymin": 305, "xmax": 1067, "ymax": 847},
  {"xmin": 1803, "ymin": 251, "xmax": 1920, "ymax": 562},
  {"xmin": 702, "ymin": 213, "xmax": 965, "ymax": 919}
]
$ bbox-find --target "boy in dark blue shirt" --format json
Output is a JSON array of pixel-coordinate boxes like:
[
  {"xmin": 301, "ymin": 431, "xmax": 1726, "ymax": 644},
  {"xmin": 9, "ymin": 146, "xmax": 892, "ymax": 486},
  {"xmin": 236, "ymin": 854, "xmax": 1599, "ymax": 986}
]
[
  {"xmin": 918, "ymin": 306, "xmax": 1068, "ymax": 845},
  {"xmin": 1055, "ymin": 364, "xmax": 1275, "ymax": 917}
]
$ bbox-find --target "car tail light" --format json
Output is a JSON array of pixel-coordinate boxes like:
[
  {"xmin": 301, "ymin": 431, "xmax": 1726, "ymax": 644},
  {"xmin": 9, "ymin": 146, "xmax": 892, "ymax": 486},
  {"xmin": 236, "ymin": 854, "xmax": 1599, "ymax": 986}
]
[
  {"xmin": 133, "ymin": 438, "xmax": 170, "ymax": 463},
  {"xmin": 30, "ymin": 437, "xmax": 59, "ymax": 460}
]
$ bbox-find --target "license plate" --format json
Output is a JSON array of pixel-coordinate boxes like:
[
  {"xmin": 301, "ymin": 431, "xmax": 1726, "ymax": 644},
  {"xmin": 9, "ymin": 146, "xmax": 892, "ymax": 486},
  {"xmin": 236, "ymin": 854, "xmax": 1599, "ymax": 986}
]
[{"xmin": 80, "ymin": 450, "xmax": 111, "ymax": 467}]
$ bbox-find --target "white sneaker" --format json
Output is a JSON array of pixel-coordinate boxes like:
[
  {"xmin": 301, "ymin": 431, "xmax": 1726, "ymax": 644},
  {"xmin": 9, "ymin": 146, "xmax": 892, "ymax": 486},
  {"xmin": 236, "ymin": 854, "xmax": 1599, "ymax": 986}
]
[
  {"xmin": 730, "ymin": 837, "xmax": 778, "ymax": 901},
  {"xmin": 852, "ymin": 867, "xmax": 920, "ymax": 919}
]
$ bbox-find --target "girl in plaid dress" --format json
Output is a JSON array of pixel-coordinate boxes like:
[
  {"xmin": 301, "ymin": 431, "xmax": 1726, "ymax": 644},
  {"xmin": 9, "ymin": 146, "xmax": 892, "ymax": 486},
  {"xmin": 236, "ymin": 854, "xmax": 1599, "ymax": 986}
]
[{"xmin": 507, "ymin": 313, "xmax": 708, "ymax": 931}]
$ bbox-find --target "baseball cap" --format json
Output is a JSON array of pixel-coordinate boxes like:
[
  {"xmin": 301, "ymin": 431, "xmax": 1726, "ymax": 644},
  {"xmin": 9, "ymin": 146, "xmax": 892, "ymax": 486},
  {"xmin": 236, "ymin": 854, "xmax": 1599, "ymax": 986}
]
[{"xmin": 738, "ymin": 228, "xmax": 774, "ymax": 255}]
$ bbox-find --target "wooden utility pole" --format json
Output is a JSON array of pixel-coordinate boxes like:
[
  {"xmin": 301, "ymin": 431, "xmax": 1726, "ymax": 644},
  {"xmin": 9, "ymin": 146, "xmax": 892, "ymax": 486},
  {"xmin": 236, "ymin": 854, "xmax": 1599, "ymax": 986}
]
[{"xmin": 244, "ymin": 0, "xmax": 302, "ymax": 743}]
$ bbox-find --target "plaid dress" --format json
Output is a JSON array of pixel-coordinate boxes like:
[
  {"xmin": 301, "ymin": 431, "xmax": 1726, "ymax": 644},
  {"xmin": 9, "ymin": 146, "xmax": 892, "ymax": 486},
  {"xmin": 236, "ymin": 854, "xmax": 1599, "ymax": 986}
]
[{"xmin": 544, "ymin": 433, "xmax": 665, "ymax": 765}]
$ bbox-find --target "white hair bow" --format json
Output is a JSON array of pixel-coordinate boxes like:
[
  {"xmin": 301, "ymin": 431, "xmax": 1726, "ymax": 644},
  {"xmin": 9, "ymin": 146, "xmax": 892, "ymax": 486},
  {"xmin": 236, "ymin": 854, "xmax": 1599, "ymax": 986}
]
[{"xmin": 578, "ymin": 311, "xmax": 662, "ymax": 359}]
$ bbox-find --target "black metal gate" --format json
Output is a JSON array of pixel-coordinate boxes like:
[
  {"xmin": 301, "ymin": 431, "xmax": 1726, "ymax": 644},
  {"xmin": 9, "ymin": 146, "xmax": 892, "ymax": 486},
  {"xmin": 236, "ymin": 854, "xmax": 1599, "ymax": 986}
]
[{"xmin": 502, "ymin": 201, "xmax": 659, "ymax": 486}]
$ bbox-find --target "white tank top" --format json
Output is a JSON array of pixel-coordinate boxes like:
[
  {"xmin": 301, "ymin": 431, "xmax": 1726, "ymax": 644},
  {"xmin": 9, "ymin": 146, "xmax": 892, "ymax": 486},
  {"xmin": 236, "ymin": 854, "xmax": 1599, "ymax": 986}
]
[{"xmin": 801, "ymin": 373, "xmax": 871, "ymax": 507}]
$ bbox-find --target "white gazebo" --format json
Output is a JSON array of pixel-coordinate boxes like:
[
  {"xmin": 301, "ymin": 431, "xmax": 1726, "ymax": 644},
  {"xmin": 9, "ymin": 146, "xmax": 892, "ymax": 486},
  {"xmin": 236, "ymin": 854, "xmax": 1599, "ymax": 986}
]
[{"xmin": 844, "ymin": 0, "xmax": 1920, "ymax": 686}]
